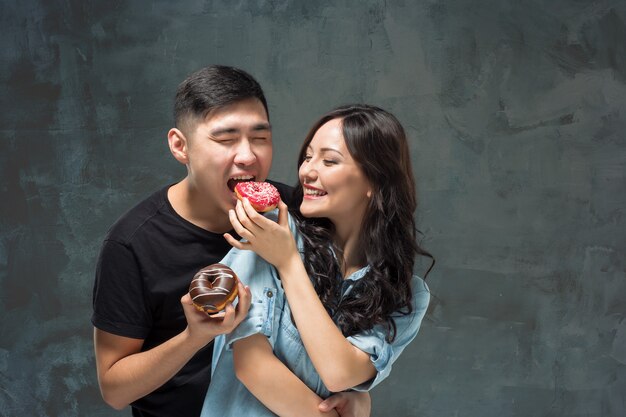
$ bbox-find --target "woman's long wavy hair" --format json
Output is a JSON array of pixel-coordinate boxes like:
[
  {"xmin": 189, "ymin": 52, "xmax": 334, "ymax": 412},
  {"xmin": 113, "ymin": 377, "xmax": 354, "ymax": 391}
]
[{"xmin": 291, "ymin": 104, "xmax": 434, "ymax": 342}]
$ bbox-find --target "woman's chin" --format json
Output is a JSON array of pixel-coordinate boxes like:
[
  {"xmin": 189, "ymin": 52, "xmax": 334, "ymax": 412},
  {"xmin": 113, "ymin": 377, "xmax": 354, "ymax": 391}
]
[{"xmin": 299, "ymin": 205, "xmax": 320, "ymax": 218}]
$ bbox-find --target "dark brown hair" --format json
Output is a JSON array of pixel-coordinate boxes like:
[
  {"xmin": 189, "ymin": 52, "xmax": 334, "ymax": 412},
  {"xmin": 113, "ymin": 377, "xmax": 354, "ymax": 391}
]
[
  {"xmin": 292, "ymin": 104, "xmax": 434, "ymax": 341},
  {"xmin": 174, "ymin": 65, "xmax": 268, "ymax": 133}
]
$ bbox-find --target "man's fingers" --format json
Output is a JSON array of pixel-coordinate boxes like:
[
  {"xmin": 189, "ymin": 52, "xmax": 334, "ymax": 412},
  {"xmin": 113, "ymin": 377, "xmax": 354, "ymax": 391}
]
[
  {"xmin": 181, "ymin": 293, "xmax": 215, "ymax": 326},
  {"xmin": 220, "ymin": 303, "xmax": 236, "ymax": 328},
  {"xmin": 234, "ymin": 283, "xmax": 252, "ymax": 321},
  {"xmin": 208, "ymin": 311, "xmax": 226, "ymax": 319},
  {"xmin": 318, "ymin": 400, "xmax": 331, "ymax": 412},
  {"xmin": 318, "ymin": 393, "xmax": 346, "ymax": 411},
  {"xmin": 180, "ymin": 292, "xmax": 193, "ymax": 305},
  {"xmin": 319, "ymin": 392, "xmax": 371, "ymax": 417}
]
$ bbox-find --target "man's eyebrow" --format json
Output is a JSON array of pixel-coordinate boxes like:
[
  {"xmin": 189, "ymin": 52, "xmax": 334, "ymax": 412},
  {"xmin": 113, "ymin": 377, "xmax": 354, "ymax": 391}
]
[
  {"xmin": 210, "ymin": 123, "xmax": 271, "ymax": 136},
  {"xmin": 251, "ymin": 122, "xmax": 271, "ymax": 131},
  {"xmin": 210, "ymin": 127, "xmax": 239, "ymax": 136}
]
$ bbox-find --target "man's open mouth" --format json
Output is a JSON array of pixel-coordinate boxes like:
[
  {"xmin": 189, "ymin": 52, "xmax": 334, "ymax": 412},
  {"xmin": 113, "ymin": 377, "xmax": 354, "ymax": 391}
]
[{"xmin": 227, "ymin": 175, "xmax": 255, "ymax": 192}]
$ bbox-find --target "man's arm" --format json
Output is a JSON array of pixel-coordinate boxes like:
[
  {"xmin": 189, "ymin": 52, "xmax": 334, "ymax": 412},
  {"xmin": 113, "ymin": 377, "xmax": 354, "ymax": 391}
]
[
  {"xmin": 318, "ymin": 392, "xmax": 371, "ymax": 417},
  {"xmin": 94, "ymin": 287, "xmax": 250, "ymax": 410}
]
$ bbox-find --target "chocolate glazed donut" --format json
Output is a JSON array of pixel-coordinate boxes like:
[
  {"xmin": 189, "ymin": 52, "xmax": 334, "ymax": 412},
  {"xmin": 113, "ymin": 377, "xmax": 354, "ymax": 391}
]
[{"xmin": 189, "ymin": 263, "xmax": 239, "ymax": 314}]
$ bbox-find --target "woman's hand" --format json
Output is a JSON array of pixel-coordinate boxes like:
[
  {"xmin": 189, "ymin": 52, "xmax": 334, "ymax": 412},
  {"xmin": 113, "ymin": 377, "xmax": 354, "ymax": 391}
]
[{"xmin": 224, "ymin": 198, "xmax": 299, "ymax": 270}]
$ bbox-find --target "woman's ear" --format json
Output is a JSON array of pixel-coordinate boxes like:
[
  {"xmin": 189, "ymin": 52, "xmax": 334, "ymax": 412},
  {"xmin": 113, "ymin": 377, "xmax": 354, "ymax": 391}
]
[{"xmin": 168, "ymin": 128, "xmax": 189, "ymax": 164}]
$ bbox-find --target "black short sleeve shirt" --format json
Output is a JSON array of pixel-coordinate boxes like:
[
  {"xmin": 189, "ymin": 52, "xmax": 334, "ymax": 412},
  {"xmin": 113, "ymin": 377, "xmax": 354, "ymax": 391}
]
[{"xmin": 92, "ymin": 181, "xmax": 293, "ymax": 417}]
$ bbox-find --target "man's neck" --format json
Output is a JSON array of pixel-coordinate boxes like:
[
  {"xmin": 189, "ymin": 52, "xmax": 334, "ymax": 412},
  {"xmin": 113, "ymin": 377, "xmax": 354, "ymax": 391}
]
[{"xmin": 168, "ymin": 179, "xmax": 232, "ymax": 233}]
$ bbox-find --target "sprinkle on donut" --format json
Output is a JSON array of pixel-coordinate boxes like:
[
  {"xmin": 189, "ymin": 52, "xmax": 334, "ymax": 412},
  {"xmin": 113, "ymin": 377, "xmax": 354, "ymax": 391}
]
[{"xmin": 234, "ymin": 181, "xmax": 280, "ymax": 212}]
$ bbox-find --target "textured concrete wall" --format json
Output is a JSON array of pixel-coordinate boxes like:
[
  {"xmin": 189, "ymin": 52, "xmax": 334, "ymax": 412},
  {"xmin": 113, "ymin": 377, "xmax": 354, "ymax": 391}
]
[{"xmin": 1, "ymin": 0, "xmax": 625, "ymax": 416}]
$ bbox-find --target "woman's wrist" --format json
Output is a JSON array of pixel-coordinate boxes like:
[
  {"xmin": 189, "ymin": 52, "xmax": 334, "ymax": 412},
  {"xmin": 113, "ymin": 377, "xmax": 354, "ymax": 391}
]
[{"xmin": 276, "ymin": 252, "xmax": 305, "ymax": 280}]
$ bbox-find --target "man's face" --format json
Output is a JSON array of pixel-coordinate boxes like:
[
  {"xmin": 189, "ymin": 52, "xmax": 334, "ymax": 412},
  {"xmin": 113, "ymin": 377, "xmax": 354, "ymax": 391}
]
[{"xmin": 185, "ymin": 98, "xmax": 273, "ymax": 217}]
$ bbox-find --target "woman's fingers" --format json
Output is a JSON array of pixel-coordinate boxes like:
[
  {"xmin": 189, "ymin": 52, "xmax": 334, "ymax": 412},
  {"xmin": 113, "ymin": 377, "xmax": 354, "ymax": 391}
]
[
  {"xmin": 235, "ymin": 200, "xmax": 263, "ymax": 233},
  {"xmin": 228, "ymin": 209, "xmax": 255, "ymax": 241},
  {"xmin": 240, "ymin": 198, "xmax": 275, "ymax": 230},
  {"xmin": 241, "ymin": 198, "xmax": 273, "ymax": 229},
  {"xmin": 224, "ymin": 232, "xmax": 250, "ymax": 250}
]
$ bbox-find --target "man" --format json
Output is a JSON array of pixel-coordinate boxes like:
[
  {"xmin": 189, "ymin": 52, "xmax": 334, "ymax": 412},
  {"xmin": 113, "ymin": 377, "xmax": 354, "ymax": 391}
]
[{"xmin": 92, "ymin": 65, "xmax": 371, "ymax": 416}]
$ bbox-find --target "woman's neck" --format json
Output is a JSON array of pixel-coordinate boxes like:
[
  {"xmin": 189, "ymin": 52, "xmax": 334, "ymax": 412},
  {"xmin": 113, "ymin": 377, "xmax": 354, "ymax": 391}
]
[{"xmin": 333, "ymin": 225, "xmax": 366, "ymax": 278}]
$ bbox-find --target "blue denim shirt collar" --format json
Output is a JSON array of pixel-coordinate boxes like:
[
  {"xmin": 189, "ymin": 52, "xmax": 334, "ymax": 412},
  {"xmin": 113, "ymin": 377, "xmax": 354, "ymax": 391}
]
[
  {"xmin": 344, "ymin": 265, "xmax": 371, "ymax": 281},
  {"xmin": 330, "ymin": 246, "xmax": 371, "ymax": 282}
]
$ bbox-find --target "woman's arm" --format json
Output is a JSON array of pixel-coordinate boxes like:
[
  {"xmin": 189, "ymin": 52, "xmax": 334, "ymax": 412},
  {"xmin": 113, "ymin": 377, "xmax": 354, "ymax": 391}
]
[
  {"xmin": 225, "ymin": 200, "xmax": 376, "ymax": 392},
  {"xmin": 276, "ymin": 256, "xmax": 376, "ymax": 392},
  {"xmin": 233, "ymin": 334, "xmax": 339, "ymax": 417}
]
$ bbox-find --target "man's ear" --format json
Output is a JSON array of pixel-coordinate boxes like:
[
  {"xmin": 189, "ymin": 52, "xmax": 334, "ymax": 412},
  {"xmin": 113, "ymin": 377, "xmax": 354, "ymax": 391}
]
[{"xmin": 168, "ymin": 128, "xmax": 189, "ymax": 164}]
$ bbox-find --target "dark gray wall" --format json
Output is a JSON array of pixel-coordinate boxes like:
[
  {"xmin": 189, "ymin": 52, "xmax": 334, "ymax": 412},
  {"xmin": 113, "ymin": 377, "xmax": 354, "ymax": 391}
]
[{"xmin": 1, "ymin": 0, "xmax": 624, "ymax": 416}]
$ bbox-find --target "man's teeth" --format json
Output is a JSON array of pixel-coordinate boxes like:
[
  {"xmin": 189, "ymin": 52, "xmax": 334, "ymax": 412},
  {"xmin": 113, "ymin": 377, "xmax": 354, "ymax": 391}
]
[
  {"xmin": 231, "ymin": 176, "xmax": 254, "ymax": 181},
  {"xmin": 304, "ymin": 188, "xmax": 326, "ymax": 196}
]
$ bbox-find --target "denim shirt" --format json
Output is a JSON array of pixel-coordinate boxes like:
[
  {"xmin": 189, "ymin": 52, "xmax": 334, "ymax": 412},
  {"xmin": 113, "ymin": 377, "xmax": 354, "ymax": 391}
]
[{"xmin": 200, "ymin": 212, "xmax": 430, "ymax": 417}]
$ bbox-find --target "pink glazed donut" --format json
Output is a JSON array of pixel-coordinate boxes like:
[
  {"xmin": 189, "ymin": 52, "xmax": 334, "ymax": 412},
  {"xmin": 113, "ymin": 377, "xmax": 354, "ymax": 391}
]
[{"xmin": 234, "ymin": 181, "xmax": 280, "ymax": 212}]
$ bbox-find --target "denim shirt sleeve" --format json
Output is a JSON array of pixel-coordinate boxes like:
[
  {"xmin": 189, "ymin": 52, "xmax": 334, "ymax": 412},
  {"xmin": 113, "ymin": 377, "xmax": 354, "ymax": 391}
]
[
  {"xmin": 224, "ymin": 278, "xmax": 280, "ymax": 351},
  {"xmin": 346, "ymin": 276, "xmax": 430, "ymax": 391}
]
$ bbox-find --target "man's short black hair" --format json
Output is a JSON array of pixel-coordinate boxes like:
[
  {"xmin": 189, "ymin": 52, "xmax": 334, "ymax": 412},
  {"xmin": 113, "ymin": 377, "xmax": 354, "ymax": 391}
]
[{"xmin": 174, "ymin": 65, "xmax": 269, "ymax": 132}]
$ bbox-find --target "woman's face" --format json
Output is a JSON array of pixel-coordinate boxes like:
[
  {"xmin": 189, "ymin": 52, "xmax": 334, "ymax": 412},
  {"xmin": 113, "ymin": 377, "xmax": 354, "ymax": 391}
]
[{"xmin": 298, "ymin": 118, "xmax": 372, "ymax": 229}]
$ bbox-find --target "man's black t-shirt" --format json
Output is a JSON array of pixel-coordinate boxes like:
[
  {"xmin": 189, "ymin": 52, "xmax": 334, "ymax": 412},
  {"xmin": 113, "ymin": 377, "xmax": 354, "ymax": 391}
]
[{"xmin": 92, "ymin": 181, "xmax": 293, "ymax": 417}]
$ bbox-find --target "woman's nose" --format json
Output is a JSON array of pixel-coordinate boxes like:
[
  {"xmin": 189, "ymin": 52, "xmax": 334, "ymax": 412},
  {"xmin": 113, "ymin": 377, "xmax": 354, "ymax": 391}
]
[{"xmin": 300, "ymin": 161, "xmax": 318, "ymax": 182}]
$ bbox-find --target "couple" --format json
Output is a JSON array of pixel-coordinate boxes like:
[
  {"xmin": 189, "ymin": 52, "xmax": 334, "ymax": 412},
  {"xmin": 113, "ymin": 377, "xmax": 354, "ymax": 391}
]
[{"xmin": 92, "ymin": 65, "xmax": 432, "ymax": 417}]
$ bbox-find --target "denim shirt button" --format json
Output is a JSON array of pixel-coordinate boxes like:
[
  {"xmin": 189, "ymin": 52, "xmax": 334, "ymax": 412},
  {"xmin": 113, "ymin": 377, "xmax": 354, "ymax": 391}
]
[{"xmin": 266, "ymin": 290, "xmax": 273, "ymax": 298}]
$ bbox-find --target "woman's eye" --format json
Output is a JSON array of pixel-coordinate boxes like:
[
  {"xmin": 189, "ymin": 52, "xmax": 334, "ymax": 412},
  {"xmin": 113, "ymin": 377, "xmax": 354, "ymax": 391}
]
[
  {"xmin": 304, "ymin": 155, "xmax": 312, "ymax": 162},
  {"xmin": 323, "ymin": 159, "xmax": 337, "ymax": 165}
]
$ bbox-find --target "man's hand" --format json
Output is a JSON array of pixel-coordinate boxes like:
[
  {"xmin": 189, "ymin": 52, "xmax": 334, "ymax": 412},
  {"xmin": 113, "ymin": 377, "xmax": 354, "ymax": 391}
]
[
  {"xmin": 319, "ymin": 391, "xmax": 371, "ymax": 417},
  {"xmin": 180, "ymin": 281, "xmax": 252, "ymax": 348},
  {"xmin": 94, "ymin": 285, "xmax": 251, "ymax": 410}
]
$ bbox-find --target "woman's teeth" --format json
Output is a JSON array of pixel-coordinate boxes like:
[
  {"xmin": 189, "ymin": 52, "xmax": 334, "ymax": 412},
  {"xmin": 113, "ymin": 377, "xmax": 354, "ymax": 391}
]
[{"xmin": 304, "ymin": 188, "xmax": 326, "ymax": 196}]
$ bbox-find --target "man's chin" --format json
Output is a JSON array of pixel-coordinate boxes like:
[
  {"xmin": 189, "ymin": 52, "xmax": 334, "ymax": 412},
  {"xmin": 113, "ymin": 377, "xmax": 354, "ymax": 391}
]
[{"xmin": 222, "ymin": 193, "xmax": 238, "ymax": 212}]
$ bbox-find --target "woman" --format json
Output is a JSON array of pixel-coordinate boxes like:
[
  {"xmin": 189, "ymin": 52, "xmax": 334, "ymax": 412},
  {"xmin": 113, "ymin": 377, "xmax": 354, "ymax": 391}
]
[{"xmin": 201, "ymin": 104, "xmax": 433, "ymax": 417}]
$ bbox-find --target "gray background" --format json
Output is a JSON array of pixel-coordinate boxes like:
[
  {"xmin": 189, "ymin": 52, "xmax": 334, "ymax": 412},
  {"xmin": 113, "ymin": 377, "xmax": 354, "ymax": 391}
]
[{"xmin": 1, "ymin": 0, "xmax": 625, "ymax": 416}]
